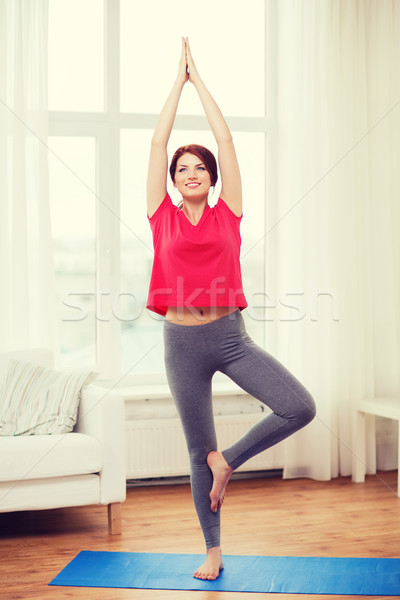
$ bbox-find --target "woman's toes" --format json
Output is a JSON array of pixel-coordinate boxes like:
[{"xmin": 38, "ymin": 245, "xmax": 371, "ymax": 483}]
[
  {"xmin": 193, "ymin": 568, "xmax": 207, "ymax": 580},
  {"xmin": 193, "ymin": 551, "xmax": 224, "ymax": 581}
]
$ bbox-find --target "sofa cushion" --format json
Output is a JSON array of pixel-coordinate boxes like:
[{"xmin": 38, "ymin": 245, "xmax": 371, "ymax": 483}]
[
  {"xmin": 0, "ymin": 433, "xmax": 103, "ymax": 481},
  {"xmin": 0, "ymin": 360, "xmax": 97, "ymax": 435},
  {"xmin": 0, "ymin": 349, "xmax": 53, "ymax": 384}
]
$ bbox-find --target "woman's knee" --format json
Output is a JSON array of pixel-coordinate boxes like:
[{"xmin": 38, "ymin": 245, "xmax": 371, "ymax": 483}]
[
  {"xmin": 188, "ymin": 444, "xmax": 215, "ymax": 466},
  {"xmin": 295, "ymin": 391, "xmax": 316, "ymax": 426}
]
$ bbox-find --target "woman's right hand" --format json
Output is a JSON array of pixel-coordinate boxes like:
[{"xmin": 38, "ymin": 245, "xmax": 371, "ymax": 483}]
[{"xmin": 176, "ymin": 37, "xmax": 189, "ymax": 86}]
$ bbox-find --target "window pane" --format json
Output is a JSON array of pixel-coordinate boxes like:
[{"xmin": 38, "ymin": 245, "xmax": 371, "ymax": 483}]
[
  {"xmin": 120, "ymin": 130, "xmax": 265, "ymax": 375},
  {"xmin": 49, "ymin": 137, "xmax": 96, "ymax": 368},
  {"xmin": 120, "ymin": 0, "xmax": 265, "ymax": 117},
  {"xmin": 120, "ymin": 130, "xmax": 162, "ymax": 375},
  {"xmin": 48, "ymin": 0, "xmax": 104, "ymax": 111},
  {"xmin": 235, "ymin": 132, "xmax": 266, "ymax": 346}
]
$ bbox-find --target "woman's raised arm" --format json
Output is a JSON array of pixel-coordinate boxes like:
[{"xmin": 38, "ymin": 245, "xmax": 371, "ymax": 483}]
[
  {"xmin": 147, "ymin": 38, "xmax": 188, "ymax": 218},
  {"xmin": 185, "ymin": 38, "xmax": 242, "ymax": 217}
]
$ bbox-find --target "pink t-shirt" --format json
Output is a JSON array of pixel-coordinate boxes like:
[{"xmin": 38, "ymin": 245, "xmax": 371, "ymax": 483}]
[{"xmin": 146, "ymin": 194, "xmax": 248, "ymax": 316}]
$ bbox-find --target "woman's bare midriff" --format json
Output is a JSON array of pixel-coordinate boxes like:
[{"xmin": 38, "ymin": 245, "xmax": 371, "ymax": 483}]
[{"xmin": 165, "ymin": 306, "xmax": 238, "ymax": 326}]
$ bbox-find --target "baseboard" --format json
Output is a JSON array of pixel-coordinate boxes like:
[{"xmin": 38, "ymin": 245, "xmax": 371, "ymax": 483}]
[{"xmin": 126, "ymin": 469, "xmax": 283, "ymax": 488}]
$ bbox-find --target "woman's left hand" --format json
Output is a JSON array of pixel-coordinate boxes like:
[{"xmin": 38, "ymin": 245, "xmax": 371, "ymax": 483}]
[{"xmin": 184, "ymin": 37, "xmax": 201, "ymax": 84}]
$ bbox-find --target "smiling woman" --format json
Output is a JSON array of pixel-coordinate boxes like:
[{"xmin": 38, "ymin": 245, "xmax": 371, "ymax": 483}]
[
  {"xmin": 169, "ymin": 145, "xmax": 218, "ymax": 212},
  {"xmin": 144, "ymin": 37, "xmax": 315, "ymax": 582},
  {"xmin": 170, "ymin": 145, "xmax": 218, "ymax": 187},
  {"xmin": 174, "ymin": 155, "xmax": 211, "ymax": 211}
]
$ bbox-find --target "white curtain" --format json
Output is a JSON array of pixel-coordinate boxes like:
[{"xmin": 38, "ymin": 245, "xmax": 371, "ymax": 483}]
[
  {"xmin": 267, "ymin": 0, "xmax": 400, "ymax": 479},
  {"xmin": 0, "ymin": 0, "xmax": 56, "ymax": 351}
]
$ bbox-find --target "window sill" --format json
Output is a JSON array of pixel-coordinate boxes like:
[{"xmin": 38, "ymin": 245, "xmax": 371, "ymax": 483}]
[
  {"xmin": 95, "ymin": 373, "xmax": 248, "ymax": 401},
  {"xmin": 96, "ymin": 381, "xmax": 248, "ymax": 401}
]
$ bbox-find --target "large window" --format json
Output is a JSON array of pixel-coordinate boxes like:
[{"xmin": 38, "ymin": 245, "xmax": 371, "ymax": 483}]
[{"xmin": 48, "ymin": 0, "xmax": 269, "ymax": 379}]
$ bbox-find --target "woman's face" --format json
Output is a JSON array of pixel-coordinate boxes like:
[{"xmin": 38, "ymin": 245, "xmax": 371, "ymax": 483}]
[{"xmin": 173, "ymin": 153, "xmax": 212, "ymax": 200}]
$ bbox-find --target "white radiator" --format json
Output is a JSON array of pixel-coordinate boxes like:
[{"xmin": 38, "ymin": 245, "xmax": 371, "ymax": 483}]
[{"xmin": 125, "ymin": 413, "xmax": 285, "ymax": 479}]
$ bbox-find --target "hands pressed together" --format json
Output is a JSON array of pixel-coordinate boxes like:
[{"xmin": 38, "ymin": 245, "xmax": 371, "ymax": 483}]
[{"xmin": 177, "ymin": 36, "xmax": 200, "ymax": 86}]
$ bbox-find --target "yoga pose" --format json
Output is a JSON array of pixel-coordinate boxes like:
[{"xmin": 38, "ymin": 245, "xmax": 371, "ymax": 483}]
[{"xmin": 146, "ymin": 38, "xmax": 316, "ymax": 581}]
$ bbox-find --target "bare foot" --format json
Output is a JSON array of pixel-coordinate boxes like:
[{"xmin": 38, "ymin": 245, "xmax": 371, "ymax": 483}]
[
  {"xmin": 207, "ymin": 451, "xmax": 234, "ymax": 513},
  {"xmin": 193, "ymin": 546, "xmax": 224, "ymax": 580}
]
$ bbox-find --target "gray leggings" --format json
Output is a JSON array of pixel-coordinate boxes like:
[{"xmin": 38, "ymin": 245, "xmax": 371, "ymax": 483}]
[{"xmin": 163, "ymin": 310, "xmax": 316, "ymax": 549}]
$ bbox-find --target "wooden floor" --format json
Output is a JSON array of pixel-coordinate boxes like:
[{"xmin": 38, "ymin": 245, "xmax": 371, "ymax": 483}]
[{"xmin": 1, "ymin": 471, "xmax": 399, "ymax": 600}]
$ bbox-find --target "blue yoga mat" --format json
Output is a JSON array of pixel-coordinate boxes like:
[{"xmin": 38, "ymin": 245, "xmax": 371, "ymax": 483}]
[{"xmin": 49, "ymin": 551, "xmax": 400, "ymax": 595}]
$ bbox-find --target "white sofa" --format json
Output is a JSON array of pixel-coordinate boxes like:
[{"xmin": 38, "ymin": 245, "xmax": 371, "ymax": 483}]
[{"xmin": 0, "ymin": 348, "xmax": 126, "ymax": 534}]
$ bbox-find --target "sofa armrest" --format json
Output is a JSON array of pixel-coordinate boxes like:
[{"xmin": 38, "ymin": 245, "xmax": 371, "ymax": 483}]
[{"xmin": 75, "ymin": 385, "xmax": 126, "ymax": 504}]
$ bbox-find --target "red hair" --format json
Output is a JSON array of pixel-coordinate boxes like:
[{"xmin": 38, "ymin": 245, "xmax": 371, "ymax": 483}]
[{"xmin": 169, "ymin": 144, "xmax": 218, "ymax": 187}]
